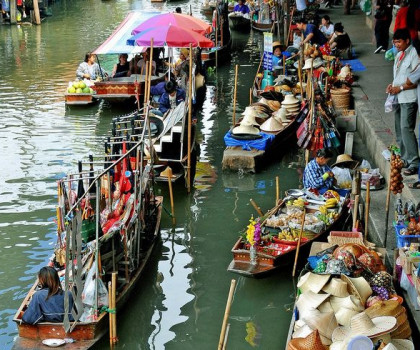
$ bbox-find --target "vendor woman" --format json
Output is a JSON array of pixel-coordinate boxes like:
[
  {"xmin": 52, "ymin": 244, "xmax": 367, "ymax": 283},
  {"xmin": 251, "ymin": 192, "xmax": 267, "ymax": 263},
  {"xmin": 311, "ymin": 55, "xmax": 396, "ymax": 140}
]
[
  {"xmin": 303, "ymin": 148, "xmax": 339, "ymax": 194},
  {"xmin": 22, "ymin": 266, "xmax": 74, "ymax": 324},
  {"xmin": 272, "ymin": 41, "xmax": 291, "ymax": 68}
]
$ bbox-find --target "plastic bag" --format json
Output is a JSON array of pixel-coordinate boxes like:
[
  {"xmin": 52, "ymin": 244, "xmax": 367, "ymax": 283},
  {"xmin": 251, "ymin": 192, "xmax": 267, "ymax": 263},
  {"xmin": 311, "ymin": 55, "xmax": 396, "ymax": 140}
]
[
  {"xmin": 332, "ymin": 167, "xmax": 352, "ymax": 189},
  {"xmin": 82, "ymin": 265, "xmax": 109, "ymax": 308},
  {"xmin": 384, "ymin": 93, "xmax": 398, "ymax": 113},
  {"xmin": 359, "ymin": 159, "xmax": 372, "ymax": 170}
]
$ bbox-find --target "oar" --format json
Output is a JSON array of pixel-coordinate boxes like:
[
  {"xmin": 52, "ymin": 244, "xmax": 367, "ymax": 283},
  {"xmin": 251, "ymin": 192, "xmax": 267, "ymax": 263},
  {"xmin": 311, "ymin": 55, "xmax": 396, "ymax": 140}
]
[
  {"xmin": 218, "ymin": 279, "xmax": 237, "ymax": 350},
  {"xmin": 166, "ymin": 166, "xmax": 176, "ymax": 226},
  {"xmin": 232, "ymin": 64, "xmax": 239, "ymax": 126},
  {"xmin": 292, "ymin": 209, "xmax": 306, "ymax": 277},
  {"xmin": 352, "ymin": 194, "xmax": 360, "ymax": 230},
  {"xmin": 275, "ymin": 176, "xmax": 280, "ymax": 206},
  {"xmin": 250, "ymin": 198, "xmax": 264, "ymax": 217},
  {"xmin": 187, "ymin": 42, "xmax": 193, "ymax": 193},
  {"xmin": 364, "ymin": 181, "xmax": 371, "ymax": 241}
]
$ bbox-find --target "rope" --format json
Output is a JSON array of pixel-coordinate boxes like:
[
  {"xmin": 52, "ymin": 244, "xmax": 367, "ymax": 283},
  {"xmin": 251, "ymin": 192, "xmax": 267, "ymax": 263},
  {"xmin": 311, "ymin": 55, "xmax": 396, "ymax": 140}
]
[
  {"xmin": 162, "ymin": 205, "xmax": 174, "ymax": 218},
  {"xmin": 100, "ymin": 306, "xmax": 116, "ymax": 314}
]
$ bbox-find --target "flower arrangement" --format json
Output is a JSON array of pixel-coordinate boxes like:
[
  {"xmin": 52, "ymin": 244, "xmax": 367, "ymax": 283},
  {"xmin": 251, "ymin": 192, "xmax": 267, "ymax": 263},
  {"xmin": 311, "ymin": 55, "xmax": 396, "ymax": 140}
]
[{"xmin": 246, "ymin": 215, "xmax": 261, "ymax": 246}]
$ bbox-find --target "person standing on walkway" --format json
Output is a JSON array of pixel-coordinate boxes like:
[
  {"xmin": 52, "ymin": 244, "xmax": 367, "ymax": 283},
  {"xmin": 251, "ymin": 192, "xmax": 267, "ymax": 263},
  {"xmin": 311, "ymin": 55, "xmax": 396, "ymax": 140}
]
[
  {"xmin": 386, "ymin": 29, "xmax": 420, "ymax": 176},
  {"xmin": 374, "ymin": 0, "xmax": 393, "ymax": 54}
]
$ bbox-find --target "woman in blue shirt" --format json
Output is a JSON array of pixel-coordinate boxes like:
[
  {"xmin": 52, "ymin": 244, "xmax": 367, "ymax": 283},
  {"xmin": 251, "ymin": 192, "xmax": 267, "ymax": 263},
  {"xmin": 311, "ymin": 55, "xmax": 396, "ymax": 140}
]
[{"xmin": 233, "ymin": 0, "xmax": 250, "ymax": 14}]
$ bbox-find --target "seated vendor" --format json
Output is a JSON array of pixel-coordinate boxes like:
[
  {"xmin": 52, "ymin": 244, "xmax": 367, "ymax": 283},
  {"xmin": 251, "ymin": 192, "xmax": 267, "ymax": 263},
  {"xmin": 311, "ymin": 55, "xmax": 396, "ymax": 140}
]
[
  {"xmin": 234, "ymin": 0, "xmax": 250, "ymax": 14},
  {"xmin": 22, "ymin": 266, "xmax": 74, "ymax": 324},
  {"xmin": 111, "ymin": 53, "xmax": 130, "ymax": 78},
  {"xmin": 329, "ymin": 22, "xmax": 352, "ymax": 59},
  {"xmin": 158, "ymin": 80, "xmax": 186, "ymax": 115},
  {"xmin": 150, "ymin": 72, "xmax": 170, "ymax": 103},
  {"xmin": 272, "ymin": 41, "xmax": 292, "ymax": 68},
  {"xmin": 76, "ymin": 52, "xmax": 107, "ymax": 80}
]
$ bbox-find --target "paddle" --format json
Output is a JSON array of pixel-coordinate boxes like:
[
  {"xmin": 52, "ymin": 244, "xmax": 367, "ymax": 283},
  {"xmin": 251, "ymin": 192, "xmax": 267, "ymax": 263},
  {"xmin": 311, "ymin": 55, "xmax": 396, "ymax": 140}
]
[
  {"xmin": 292, "ymin": 209, "xmax": 306, "ymax": 277},
  {"xmin": 218, "ymin": 279, "xmax": 237, "ymax": 350}
]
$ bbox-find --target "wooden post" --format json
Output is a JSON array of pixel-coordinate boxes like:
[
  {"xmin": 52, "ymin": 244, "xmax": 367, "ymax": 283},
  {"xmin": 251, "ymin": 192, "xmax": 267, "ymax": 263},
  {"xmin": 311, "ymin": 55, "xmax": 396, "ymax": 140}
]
[
  {"xmin": 187, "ymin": 43, "xmax": 193, "ymax": 193},
  {"xmin": 10, "ymin": 0, "xmax": 17, "ymax": 24},
  {"xmin": 352, "ymin": 194, "xmax": 360, "ymax": 230},
  {"xmin": 232, "ymin": 64, "xmax": 239, "ymax": 126},
  {"xmin": 364, "ymin": 181, "xmax": 370, "ymax": 240},
  {"xmin": 33, "ymin": 0, "xmax": 41, "ymax": 25},
  {"xmin": 218, "ymin": 279, "xmax": 237, "ymax": 350},
  {"xmin": 167, "ymin": 167, "xmax": 176, "ymax": 225},
  {"xmin": 108, "ymin": 281, "xmax": 113, "ymax": 346},
  {"xmin": 384, "ymin": 169, "xmax": 392, "ymax": 245},
  {"xmin": 292, "ymin": 209, "xmax": 306, "ymax": 277},
  {"xmin": 111, "ymin": 272, "xmax": 117, "ymax": 344},
  {"xmin": 282, "ymin": 55, "xmax": 286, "ymax": 76},
  {"xmin": 275, "ymin": 176, "xmax": 280, "ymax": 206},
  {"xmin": 250, "ymin": 198, "xmax": 264, "ymax": 217},
  {"xmin": 298, "ymin": 60, "xmax": 303, "ymax": 97}
]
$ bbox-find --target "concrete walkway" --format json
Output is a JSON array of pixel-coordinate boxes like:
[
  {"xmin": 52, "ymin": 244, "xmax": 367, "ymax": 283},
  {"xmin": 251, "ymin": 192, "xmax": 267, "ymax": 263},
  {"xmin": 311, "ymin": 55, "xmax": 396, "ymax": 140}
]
[{"xmin": 320, "ymin": 3, "xmax": 420, "ymax": 337}]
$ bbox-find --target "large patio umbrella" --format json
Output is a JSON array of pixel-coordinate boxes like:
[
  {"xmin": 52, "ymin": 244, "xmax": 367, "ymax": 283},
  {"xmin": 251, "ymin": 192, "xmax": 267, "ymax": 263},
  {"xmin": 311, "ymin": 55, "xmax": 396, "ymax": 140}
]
[
  {"xmin": 127, "ymin": 25, "xmax": 214, "ymax": 48},
  {"xmin": 131, "ymin": 13, "xmax": 212, "ymax": 36}
]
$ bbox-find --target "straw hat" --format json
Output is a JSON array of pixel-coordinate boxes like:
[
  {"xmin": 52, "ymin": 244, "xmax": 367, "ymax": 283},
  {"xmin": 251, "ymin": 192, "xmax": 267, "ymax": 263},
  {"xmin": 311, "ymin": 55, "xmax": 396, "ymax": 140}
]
[
  {"xmin": 331, "ymin": 312, "xmax": 397, "ymax": 342},
  {"xmin": 273, "ymin": 107, "xmax": 288, "ymax": 123},
  {"xmin": 180, "ymin": 48, "xmax": 190, "ymax": 58},
  {"xmin": 159, "ymin": 166, "xmax": 177, "ymax": 178},
  {"xmin": 241, "ymin": 106, "xmax": 261, "ymax": 123},
  {"xmin": 302, "ymin": 58, "xmax": 314, "ymax": 70},
  {"xmin": 384, "ymin": 339, "xmax": 415, "ymax": 350},
  {"xmin": 282, "ymin": 94, "xmax": 300, "ymax": 105},
  {"xmin": 284, "ymin": 105, "xmax": 300, "ymax": 112},
  {"xmin": 232, "ymin": 124, "xmax": 260, "ymax": 135},
  {"xmin": 267, "ymin": 99, "xmax": 281, "ymax": 111},
  {"xmin": 303, "ymin": 310, "xmax": 338, "ymax": 342},
  {"xmin": 260, "ymin": 117, "xmax": 284, "ymax": 133},
  {"xmin": 318, "ymin": 300, "xmax": 334, "ymax": 313},
  {"xmin": 330, "ymin": 295, "xmax": 364, "ymax": 314},
  {"xmin": 340, "ymin": 275, "xmax": 372, "ymax": 305},
  {"xmin": 332, "ymin": 154, "xmax": 359, "ymax": 169},
  {"xmin": 330, "ymin": 335, "xmax": 373, "ymax": 350},
  {"xmin": 292, "ymin": 324, "xmax": 313, "ymax": 339},
  {"xmin": 297, "ymin": 271, "xmax": 330, "ymax": 294},
  {"xmin": 272, "ymin": 40, "xmax": 282, "ymax": 49},
  {"xmin": 287, "ymin": 329, "xmax": 327, "ymax": 350},
  {"xmin": 365, "ymin": 300, "xmax": 403, "ymax": 319},
  {"xmin": 322, "ymin": 278, "xmax": 349, "ymax": 297},
  {"xmin": 335, "ymin": 307, "xmax": 360, "ymax": 327},
  {"xmin": 390, "ymin": 319, "xmax": 411, "ymax": 339},
  {"xmin": 296, "ymin": 290, "xmax": 330, "ymax": 312}
]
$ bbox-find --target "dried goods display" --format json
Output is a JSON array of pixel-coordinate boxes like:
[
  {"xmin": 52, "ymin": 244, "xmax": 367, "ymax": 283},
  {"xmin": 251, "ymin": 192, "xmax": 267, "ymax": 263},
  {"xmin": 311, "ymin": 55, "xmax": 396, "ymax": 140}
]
[{"xmin": 390, "ymin": 154, "xmax": 404, "ymax": 194}]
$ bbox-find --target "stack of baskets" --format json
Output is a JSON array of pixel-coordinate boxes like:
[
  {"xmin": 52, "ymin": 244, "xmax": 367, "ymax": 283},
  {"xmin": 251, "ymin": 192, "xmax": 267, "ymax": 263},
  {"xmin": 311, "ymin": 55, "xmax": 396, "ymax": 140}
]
[{"xmin": 331, "ymin": 87, "xmax": 351, "ymax": 110}]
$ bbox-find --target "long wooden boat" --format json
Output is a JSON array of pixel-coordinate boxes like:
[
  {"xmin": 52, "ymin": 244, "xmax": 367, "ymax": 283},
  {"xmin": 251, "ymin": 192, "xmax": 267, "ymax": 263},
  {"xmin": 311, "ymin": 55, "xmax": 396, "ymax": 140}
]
[
  {"xmin": 201, "ymin": 39, "xmax": 232, "ymax": 67},
  {"xmin": 64, "ymin": 92, "xmax": 98, "ymax": 106},
  {"xmin": 13, "ymin": 114, "xmax": 164, "ymax": 349},
  {"xmin": 227, "ymin": 195, "xmax": 350, "ymax": 278},
  {"xmin": 228, "ymin": 13, "xmax": 251, "ymax": 31},
  {"xmin": 251, "ymin": 20, "xmax": 276, "ymax": 32}
]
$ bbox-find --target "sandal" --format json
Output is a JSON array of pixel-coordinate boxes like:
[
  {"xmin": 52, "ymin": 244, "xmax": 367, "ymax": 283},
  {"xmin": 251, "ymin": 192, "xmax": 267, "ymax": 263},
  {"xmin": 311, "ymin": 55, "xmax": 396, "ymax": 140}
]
[
  {"xmin": 403, "ymin": 168, "xmax": 418, "ymax": 176},
  {"xmin": 408, "ymin": 181, "xmax": 420, "ymax": 189}
]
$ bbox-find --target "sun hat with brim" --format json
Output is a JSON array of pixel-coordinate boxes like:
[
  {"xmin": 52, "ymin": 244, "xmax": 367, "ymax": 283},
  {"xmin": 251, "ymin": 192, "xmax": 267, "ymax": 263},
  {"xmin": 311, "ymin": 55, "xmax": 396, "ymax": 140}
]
[
  {"xmin": 331, "ymin": 312, "xmax": 397, "ymax": 342},
  {"xmin": 241, "ymin": 106, "xmax": 262, "ymax": 119},
  {"xmin": 390, "ymin": 319, "xmax": 411, "ymax": 339},
  {"xmin": 284, "ymin": 106, "xmax": 301, "ymax": 113},
  {"xmin": 332, "ymin": 154, "xmax": 359, "ymax": 169},
  {"xmin": 239, "ymin": 112, "xmax": 260, "ymax": 127},
  {"xmin": 335, "ymin": 307, "xmax": 359, "ymax": 327},
  {"xmin": 287, "ymin": 329, "xmax": 327, "ymax": 350},
  {"xmin": 267, "ymin": 99, "xmax": 281, "ymax": 111},
  {"xmin": 273, "ymin": 107, "xmax": 288, "ymax": 123},
  {"xmin": 297, "ymin": 271, "xmax": 331, "ymax": 294},
  {"xmin": 302, "ymin": 58, "xmax": 314, "ymax": 70},
  {"xmin": 340, "ymin": 275, "xmax": 372, "ymax": 305},
  {"xmin": 260, "ymin": 117, "xmax": 284, "ymax": 133},
  {"xmin": 282, "ymin": 94, "xmax": 300, "ymax": 105},
  {"xmin": 272, "ymin": 40, "xmax": 282, "ymax": 49},
  {"xmin": 365, "ymin": 300, "xmax": 403, "ymax": 319},
  {"xmin": 322, "ymin": 278, "xmax": 349, "ymax": 297},
  {"xmin": 303, "ymin": 310, "xmax": 338, "ymax": 342},
  {"xmin": 296, "ymin": 291, "xmax": 331, "ymax": 312},
  {"xmin": 232, "ymin": 124, "xmax": 260, "ymax": 135},
  {"xmin": 330, "ymin": 295, "xmax": 365, "ymax": 314},
  {"xmin": 384, "ymin": 339, "xmax": 415, "ymax": 350}
]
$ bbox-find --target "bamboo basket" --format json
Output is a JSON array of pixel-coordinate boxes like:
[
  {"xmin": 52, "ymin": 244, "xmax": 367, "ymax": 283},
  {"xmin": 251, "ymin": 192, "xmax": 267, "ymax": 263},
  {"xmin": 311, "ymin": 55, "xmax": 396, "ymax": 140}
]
[{"xmin": 331, "ymin": 87, "xmax": 351, "ymax": 110}]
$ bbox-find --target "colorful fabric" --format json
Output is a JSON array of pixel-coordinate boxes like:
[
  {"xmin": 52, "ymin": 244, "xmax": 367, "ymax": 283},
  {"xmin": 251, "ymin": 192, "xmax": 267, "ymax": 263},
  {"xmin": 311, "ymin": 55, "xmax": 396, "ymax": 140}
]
[{"xmin": 303, "ymin": 158, "xmax": 334, "ymax": 190}]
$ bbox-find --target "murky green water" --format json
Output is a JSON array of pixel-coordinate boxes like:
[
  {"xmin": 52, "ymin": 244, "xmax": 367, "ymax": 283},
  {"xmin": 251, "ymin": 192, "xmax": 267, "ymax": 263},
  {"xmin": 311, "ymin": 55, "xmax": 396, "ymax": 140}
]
[{"xmin": 0, "ymin": 1, "xmax": 302, "ymax": 349}]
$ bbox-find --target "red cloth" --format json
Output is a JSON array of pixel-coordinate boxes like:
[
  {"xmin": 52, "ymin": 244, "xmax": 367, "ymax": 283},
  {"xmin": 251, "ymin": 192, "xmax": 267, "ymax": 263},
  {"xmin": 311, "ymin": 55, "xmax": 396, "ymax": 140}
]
[{"xmin": 394, "ymin": 7, "xmax": 420, "ymax": 40}]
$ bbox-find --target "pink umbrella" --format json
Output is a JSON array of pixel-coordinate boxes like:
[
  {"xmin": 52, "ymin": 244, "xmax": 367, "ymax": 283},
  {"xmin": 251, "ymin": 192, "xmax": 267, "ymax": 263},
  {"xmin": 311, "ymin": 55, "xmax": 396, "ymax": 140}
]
[
  {"xmin": 127, "ymin": 25, "xmax": 214, "ymax": 48},
  {"xmin": 132, "ymin": 13, "xmax": 212, "ymax": 36}
]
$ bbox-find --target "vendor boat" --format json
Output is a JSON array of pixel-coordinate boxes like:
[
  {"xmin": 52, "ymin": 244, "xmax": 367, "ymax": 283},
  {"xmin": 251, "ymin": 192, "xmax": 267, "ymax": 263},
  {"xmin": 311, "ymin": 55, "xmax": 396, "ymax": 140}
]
[
  {"xmin": 64, "ymin": 92, "xmax": 98, "ymax": 106},
  {"xmin": 227, "ymin": 192, "xmax": 350, "ymax": 278},
  {"xmin": 12, "ymin": 113, "xmax": 163, "ymax": 349},
  {"xmin": 228, "ymin": 12, "xmax": 251, "ymax": 31},
  {"xmin": 251, "ymin": 19, "xmax": 277, "ymax": 32}
]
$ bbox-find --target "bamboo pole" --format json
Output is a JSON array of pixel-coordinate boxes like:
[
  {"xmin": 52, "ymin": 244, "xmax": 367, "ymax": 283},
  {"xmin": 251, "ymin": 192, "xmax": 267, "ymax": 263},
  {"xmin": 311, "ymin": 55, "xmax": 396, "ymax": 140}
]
[
  {"xmin": 352, "ymin": 194, "xmax": 360, "ymax": 230},
  {"xmin": 232, "ymin": 65, "xmax": 239, "ymax": 126},
  {"xmin": 249, "ymin": 88, "xmax": 252, "ymax": 105},
  {"xmin": 384, "ymin": 169, "xmax": 392, "ymax": 245},
  {"xmin": 32, "ymin": 0, "xmax": 41, "ymax": 25},
  {"xmin": 298, "ymin": 60, "xmax": 303, "ymax": 97},
  {"xmin": 292, "ymin": 209, "xmax": 306, "ymax": 277},
  {"xmin": 283, "ymin": 55, "xmax": 286, "ymax": 76},
  {"xmin": 275, "ymin": 176, "xmax": 280, "ymax": 206},
  {"xmin": 108, "ymin": 281, "xmax": 113, "ymax": 346},
  {"xmin": 187, "ymin": 43, "xmax": 193, "ymax": 193},
  {"xmin": 111, "ymin": 272, "xmax": 117, "ymax": 344},
  {"xmin": 166, "ymin": 167, "xmax": 176, "ymax": 225},
  {"xmin": 218, "ymin": 279, "xmax": 237, "ymax": 350},
  {"xmin": 324, "ymin": 76, "xmax": 328, "ymax": 96},
  {"xmin": 364, "ymin": 181, "xmax": 371, "ymax": 240},
  {"xmin": 250, "ymin": 198, "xmax": 264, "ymax": 217}
]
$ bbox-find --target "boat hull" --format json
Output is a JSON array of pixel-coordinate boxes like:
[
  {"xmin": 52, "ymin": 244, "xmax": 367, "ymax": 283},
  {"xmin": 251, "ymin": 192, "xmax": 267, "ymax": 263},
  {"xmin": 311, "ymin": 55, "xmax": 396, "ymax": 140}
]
[
  {"xmin": 201, "ymin": 41, "xmax": 231, "ymax": 67},
  {"xmin": 65, "ymin": 93, "xmax": 97, "ymax": 106},
  {"xmin": 228, "ymin": 15, "xmax": 250, "ymax": 31},
  {"xmin": 251, "ymin": 20, "xmax": 276, "ymax": 32}
]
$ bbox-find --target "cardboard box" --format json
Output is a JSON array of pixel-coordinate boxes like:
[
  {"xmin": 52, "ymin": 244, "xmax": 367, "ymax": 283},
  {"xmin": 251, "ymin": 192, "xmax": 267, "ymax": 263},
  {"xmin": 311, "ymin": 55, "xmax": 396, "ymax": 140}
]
[{"xmin": 336, "ymin": 111, "xmax": 357, "ymax": 132}]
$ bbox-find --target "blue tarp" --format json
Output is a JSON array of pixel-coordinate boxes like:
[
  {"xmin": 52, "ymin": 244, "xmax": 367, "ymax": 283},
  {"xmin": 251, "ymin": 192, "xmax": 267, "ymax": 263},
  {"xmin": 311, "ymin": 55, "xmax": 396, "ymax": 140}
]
[
  {"xmin": 340, "ymin": 59, "xmax": 366, "ymax": 72},
  {"xmin": 224, "ymin": 131, "xmax": 276, "ymax": 151}
]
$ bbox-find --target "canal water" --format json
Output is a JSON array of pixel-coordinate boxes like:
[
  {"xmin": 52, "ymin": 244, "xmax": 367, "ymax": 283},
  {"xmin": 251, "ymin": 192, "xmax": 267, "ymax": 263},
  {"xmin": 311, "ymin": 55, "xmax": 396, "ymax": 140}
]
[{"xmin": 0, "ymin": 1, "xmax": 303, "ymax": 349}]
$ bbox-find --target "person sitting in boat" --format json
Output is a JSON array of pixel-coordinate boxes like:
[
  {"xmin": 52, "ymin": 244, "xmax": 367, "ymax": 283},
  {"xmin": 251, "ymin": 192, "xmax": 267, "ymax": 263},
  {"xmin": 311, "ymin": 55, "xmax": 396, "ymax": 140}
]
[
  {"xmin": 22, "ymin": 266, "xmax": 74, "ymax": 324},
  {"xmin": 296, "ymin": 18, "xmax": 328, "ymax": 48},
  {"xmin": 136, "ymin": 48, "xmax": 157, "ymax": 76},
  {"xmin": 233, "ymin": 0, "xmax": 250, "ymax": 15},
  {"xmin": 272, "ymin": 41, "xmax": 292, "ymax": 69},
  {"xmin": 111, "ymin": 53, "xmax": 130, "ymax": 78},
  {"xmin": 158, "ymin": 80, "xmax": 186, "ymax": 115},
  {"xmin": 76, "ymin": 52, "xmax": 107, "ymax": 81},
  {"xmin": 150, "ymin": 72, "xmax": 171, "ymax": 104},
  {"xmin": 329, "ymin": 22, "xmax": 352, "ymax": 59}
]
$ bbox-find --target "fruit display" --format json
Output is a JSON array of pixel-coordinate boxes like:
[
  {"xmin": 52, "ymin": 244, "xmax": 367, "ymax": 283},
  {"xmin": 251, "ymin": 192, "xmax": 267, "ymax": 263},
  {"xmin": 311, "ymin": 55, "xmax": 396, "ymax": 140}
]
[
  {"xmin": 303, "ymin": 45, "xmax": 320, "ymax": 58},
  {"xmin": 286, "ymin": 197, "xmax": 306, "ymax": 209},
  {"xmin": 390, "ymin": 154, "xmax": 404, "ymax": 194},
  {"xmin": 277, "ymin": 228, "xmax": 301, "ymax": 242},
  {"xmin": 67, "ymin": 80, "xmax": 95, "ymax": 94}
]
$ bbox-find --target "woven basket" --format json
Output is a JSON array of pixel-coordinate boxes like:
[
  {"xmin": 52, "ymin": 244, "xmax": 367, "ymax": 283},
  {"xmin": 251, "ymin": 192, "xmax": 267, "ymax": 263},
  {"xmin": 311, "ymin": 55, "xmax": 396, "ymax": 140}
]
[{"xmin": 331, "ymin": 88, "xmax": 351, "ymax": 110}]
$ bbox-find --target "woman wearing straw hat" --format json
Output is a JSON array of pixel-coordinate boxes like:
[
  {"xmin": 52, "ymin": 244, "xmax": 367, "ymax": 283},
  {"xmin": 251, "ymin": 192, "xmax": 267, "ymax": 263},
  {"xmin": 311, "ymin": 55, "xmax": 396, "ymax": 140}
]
[{"xmin": 272, "ymin": 41, "xmax": 291, "ymax": 70}]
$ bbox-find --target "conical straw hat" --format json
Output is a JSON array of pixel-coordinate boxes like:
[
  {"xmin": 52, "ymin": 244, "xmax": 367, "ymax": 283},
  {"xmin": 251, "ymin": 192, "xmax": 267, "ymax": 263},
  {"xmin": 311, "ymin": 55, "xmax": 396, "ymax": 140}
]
[
  {"xmin": 240, "ymin": 111, "xmax": 259, "ymax": 126},
  {"xmin": 335, "ymin": 307, "xmax": 359, "ymax": 326},
  {"xmin": 159, "ymin": 166, "xmax": 177, "ymax": 178},
  {"xmin": 287, "ymin": 329, "xmax": 327, "ymax": 350},
  {"xmin": 303, "ymin": 310, "xmax": 338, "ymax": 341},
  {"xmin": 282, "ymin": 94, "xmax": 300, "ymax": 105},
  {"xmin": 232, "ymin": 124, "xmax": 260, "ymax": 135},
  {"xmin": 297, "ymin": 271, "xmax": 331, "ymax": 294},
  {"xmin": 332, "ymin": 154, "xmax": 359, "ymax": 169},
  {"xmin": 340, "ymin": 275, "xmax": 373, "ymax": 305},
  {"xmin": 330, "ymin": 295, "xmax": 364, "ymax": 314},
  {"xmin": 318, "ymin": 300, "xmax": 334, "ymax": 313},
  {"xmin": 273, "ymin": 107, "xmax": 288, "ymax": 123},
  {"xmin": 322, "ymin": 278, "xmax": 350, "ymax": 297},
  {"xmin": 331, "ymin": 312, "xmax": 397, "ymax": 342},
  {"xmin": 296, "ymin": 291, "xmax": 330, "ymax": 313},
  {"xmin": 260, "ymin": 117, "xmax": 284, "ymax": 133}
]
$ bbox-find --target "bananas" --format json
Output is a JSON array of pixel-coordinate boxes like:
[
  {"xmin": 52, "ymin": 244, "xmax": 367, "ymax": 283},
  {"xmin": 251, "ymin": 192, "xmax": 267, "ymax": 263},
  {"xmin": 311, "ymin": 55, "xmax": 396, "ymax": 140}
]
[
  {"xmin": 278, "ymin": 229, "xmax": 300, "ymax": 242},
  {"xmin": 325, "ymin": 198, "xmax": 338, "ymax": 208}
]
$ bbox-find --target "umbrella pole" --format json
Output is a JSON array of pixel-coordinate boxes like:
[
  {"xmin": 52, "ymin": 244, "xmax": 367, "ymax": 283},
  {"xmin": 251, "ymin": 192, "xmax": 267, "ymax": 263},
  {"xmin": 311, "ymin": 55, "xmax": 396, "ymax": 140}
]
[
  {"xmin": 187, "ymin": 43, "xmax": 193, "ymax": 193},
  {"xmin": 232, "ymin": 64, "xmax": 239, "ymax": 126}
]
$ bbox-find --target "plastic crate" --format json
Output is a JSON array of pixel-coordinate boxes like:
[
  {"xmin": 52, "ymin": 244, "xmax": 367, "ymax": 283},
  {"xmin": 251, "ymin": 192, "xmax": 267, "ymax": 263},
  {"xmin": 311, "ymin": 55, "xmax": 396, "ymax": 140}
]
[{"xmin": 395, "ymin": 224, "xmax": 420, "ymax": 248}]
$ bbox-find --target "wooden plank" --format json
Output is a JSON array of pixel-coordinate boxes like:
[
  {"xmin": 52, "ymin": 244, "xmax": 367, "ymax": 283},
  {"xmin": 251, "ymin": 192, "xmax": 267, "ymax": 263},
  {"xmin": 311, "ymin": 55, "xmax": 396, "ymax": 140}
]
[{"xmin": 344, "ymin": 132, "xmax": 354, "ymax": 156}]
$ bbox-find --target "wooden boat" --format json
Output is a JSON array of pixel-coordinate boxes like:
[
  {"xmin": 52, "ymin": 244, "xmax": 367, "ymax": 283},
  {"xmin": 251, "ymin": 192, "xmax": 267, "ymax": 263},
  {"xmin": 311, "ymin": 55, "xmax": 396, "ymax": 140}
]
[
  {"xmin": 251, "ymin": 20, "xmax": 276, "ymax": 33},
  {"xmin": 64, "ymin": 92, "xmax": 98, "ymax": 106},
  {"xmin": 227, "ymin": 195, "xmax": 350, "ymax": 278},
  {"xmin": 228, "ymin": 13, "xmax": 251, "ymax": 31},
  {"xmin": 201, "ymin": 41, "xmax": 232, "ymax": 67},
  {"xmin": 13, "ymin": 116, "xmax": 163, "ymax": 349}
]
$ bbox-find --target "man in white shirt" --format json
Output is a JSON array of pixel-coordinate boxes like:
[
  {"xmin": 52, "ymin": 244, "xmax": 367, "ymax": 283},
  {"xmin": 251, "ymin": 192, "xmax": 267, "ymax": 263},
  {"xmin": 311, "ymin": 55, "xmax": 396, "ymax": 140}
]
[{"xmin": 386, "ymin": 29, "xmax": 420, "ymax": 175}]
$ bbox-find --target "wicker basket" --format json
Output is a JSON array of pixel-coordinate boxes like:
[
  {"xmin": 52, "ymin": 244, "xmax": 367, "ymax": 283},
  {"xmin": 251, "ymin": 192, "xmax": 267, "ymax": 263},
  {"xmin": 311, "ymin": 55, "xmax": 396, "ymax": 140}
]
[{"xmin": 331, "ymin": 87, "xmax": 351, "ymax": 110}]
